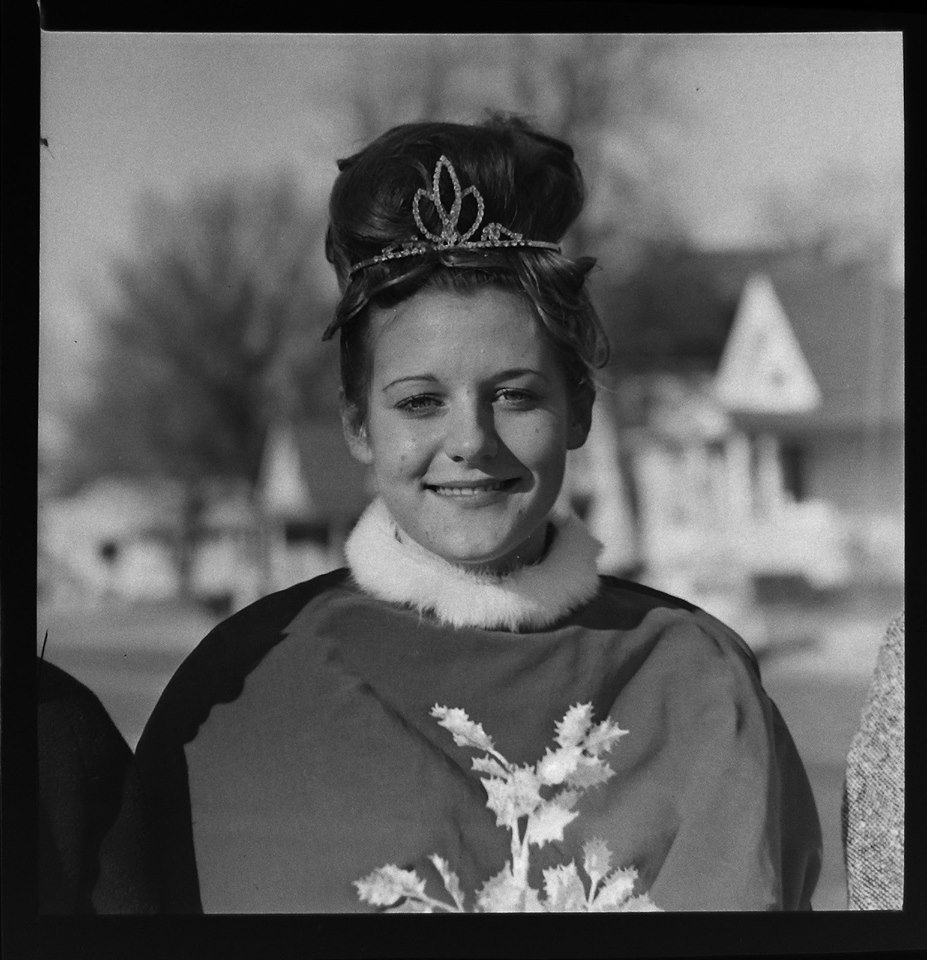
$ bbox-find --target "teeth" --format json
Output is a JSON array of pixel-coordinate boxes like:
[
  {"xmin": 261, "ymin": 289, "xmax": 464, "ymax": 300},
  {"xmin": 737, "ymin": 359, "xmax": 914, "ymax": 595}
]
[{"xmin": 431, "ymin": 483, "xmax": 506, "ymax": 497}]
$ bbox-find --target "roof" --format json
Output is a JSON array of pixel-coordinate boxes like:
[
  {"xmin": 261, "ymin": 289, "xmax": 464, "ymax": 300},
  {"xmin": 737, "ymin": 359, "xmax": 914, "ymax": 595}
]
[
  {"xmin": 696, "ymin": 245, "xmax": 903, "ymax": 431},
  {"xmin": 715, "ymin": 274, "xmax": 823, "ymax": 416},
  {"xmin": 258, "ymin": 417, "xmax": 373, "ymax": 521},
  {"xmin": 765, "ymin": 260, "xmax": 902, "ymax": 429}
]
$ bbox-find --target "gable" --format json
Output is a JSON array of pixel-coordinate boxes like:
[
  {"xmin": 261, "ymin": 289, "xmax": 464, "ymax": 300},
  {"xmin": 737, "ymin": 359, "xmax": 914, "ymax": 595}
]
[
  {"xmin": 714, "ymin": 273, "xmax": 822, "ymax": 414},
  {"xmin": 258, "ymin": 418, "xmax": 372, "ymax": 521},
  {"xmin": 258, "ymin": 423, "xmax": 313, "ymax": 516}
]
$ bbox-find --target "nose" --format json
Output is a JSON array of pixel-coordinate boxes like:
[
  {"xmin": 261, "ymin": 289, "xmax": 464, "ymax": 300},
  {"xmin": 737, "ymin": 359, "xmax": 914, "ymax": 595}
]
[{"xmin": 443, "ymin": 400, "xmax": 498, "ymax": 463}]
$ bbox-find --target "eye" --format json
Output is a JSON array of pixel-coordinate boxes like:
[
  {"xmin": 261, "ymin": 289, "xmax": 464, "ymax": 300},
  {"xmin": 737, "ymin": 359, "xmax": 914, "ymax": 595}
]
[
  {"xmin": 396, "ymin": 394, "xmax": 443, "ymax": 414},
  {"xmin": 494, "ymin": 388, "xmax": 538, "ymax": 409}
]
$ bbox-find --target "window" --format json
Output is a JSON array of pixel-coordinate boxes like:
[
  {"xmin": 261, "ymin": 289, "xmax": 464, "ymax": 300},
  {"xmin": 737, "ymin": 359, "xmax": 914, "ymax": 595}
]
[
  {"xmin": 780, "ymin": 441, "xmax": 806, "ymax": 502},
  {"xmin": 284, "ymin": 520, "xmax": 329, "ymax": 546}
]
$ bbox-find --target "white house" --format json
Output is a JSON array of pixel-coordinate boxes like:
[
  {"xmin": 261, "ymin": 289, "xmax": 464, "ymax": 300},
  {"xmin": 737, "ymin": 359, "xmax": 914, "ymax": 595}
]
[
  {"xmin": 568, "ymin": 243, "xmax": 903, "ymax": 611},
  {"xmin": 39, "ymin": 478, "xmax": 183, "ymax": 606}
]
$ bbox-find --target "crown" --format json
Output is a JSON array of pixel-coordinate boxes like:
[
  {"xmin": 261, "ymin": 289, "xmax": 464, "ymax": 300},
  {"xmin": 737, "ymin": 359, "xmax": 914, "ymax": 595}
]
[{"xmin": 347, "ymin": 155, "xmax": 561, "ymax": 277}]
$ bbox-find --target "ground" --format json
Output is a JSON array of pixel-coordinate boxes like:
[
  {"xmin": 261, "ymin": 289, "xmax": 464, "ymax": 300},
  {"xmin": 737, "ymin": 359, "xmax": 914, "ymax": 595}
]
[{"xmin": 37, "ymin": 583, "xmax": 901, "ymax": 912}]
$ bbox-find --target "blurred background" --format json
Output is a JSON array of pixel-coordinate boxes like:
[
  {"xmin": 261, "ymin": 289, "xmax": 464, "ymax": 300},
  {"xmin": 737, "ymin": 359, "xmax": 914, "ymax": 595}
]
[{"xmin": 39, "ymin": 32, "xmax": 903, "ymax": 910}]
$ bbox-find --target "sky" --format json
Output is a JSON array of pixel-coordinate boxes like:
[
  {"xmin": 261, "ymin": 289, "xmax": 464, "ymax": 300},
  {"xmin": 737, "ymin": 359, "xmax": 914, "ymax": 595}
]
[{"xmin": 39, "ymin": 31, "xmax": 904, "ymax": 445}]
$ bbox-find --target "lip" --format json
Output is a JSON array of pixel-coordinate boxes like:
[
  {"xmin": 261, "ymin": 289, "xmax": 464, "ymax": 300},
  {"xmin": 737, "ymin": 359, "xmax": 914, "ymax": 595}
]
[
  {"xmin": 424, "ymin": 477, "xmax": 521, "ymax": 499},
  {"xmin": 425, "ymin": 477, "xmax": 519, "ymax": 489}
]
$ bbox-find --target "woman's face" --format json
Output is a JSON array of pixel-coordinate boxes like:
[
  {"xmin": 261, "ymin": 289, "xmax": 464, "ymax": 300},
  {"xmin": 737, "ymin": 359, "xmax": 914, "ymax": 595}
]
[{"xmin": 343, "ymin": 286, "xmax": 589, "ymax": 572}]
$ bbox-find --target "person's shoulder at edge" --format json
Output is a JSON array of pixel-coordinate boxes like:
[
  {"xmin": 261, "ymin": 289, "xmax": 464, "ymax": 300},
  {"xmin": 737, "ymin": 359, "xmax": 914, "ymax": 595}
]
[
  {"xmin": 39, "ymin": 657, "xmax": 119, "ymax": 712},
  {"xmin": 137, "ymin": 567, "xmax": 354, "ymax": 745}
]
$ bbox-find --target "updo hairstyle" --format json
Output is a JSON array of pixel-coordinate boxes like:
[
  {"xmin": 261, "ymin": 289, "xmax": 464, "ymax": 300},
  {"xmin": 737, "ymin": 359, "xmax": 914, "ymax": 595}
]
[{"xmin": 324, "ymin": 114, "xmax": 610, "ymax": 424}]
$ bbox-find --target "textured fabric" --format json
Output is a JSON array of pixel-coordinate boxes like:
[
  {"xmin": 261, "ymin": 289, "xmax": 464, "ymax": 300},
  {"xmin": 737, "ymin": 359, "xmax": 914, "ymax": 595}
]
[
  {"xmin": 110, "ymin": 570, "xmax": 821, "ymax": 913},
  {"xmin": 345, "ymin": 497, "xmax": 602, "ymax": 630},
  {"xmin": 38, "ymin": 659, "xmax": 156, "ymax": 913},
  {"xmin": 842, "ymin": 611, "xmax": 905, "ymax": 910}
]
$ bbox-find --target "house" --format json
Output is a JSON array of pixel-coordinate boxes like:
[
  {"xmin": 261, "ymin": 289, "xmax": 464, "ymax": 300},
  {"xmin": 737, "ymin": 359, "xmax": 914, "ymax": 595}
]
[
  {"xmin": 716, "ymin": 256, "xmax": 902, "ymax": 517},
  {"xmin": 254, "ymin": 417, "xmax": 374, "ymax": 593},
  {"xmin": 39, "ymin": 477, "xmax": 183, "ymax": 606},
  {"xmin": 711, "ymin": 245, "xmax": 903, "ymax": 586},
  {"xmin": 568, "ymin": 240, "xmax": 903, "ymax": 605},
  {"xmin": 38, "ymin": 475, "xmax": 266, "ymax": 610}
]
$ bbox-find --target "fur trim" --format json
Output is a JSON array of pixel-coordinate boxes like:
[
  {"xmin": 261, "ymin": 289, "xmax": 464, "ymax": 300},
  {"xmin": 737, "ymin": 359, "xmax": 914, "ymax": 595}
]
[{"xmin": 344, "ymin": 497, "xmax": 603, "ymax": 631}]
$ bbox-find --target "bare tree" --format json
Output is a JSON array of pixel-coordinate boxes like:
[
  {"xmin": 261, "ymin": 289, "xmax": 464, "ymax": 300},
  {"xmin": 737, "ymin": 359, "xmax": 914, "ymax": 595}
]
[
  {"xmin": 507, "ymin": 34, "xmax": 686, "ymax": 258},
  {"xmin": 65, "ymin": 174, "xmax": 333, "ymax": 597}
]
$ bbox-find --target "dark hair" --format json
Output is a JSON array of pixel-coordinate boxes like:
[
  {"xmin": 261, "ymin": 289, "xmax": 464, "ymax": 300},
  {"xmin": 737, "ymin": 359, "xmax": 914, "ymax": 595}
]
[{"xmin": 324, "ymin": 115, "xmax": 610, "ymax": 423}]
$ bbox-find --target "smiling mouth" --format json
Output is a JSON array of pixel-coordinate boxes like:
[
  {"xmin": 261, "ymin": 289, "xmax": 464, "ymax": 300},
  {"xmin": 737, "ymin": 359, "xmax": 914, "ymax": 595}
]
[{"xmin": 425, "ymin": 478, "xmax": 520, "ymax": 498}]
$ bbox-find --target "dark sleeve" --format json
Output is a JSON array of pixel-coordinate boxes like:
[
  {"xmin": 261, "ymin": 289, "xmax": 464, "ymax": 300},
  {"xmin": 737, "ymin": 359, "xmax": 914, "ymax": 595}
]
[
  {"xmin": 611, "ymin": 612, "xmax": 822, "ymax": 911},
  {"xmin": 102, "ymin": 574, "xmax": 346, "ymax": 912},
  {"xmin": 38, "ymin": 659, "xmax": 156, "ymax": 914}
]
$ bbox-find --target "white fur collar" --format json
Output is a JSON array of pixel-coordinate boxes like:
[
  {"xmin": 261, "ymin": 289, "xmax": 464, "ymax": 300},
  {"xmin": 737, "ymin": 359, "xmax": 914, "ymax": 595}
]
[{"xmin": 344, "ymin": 497, "xmax": 603, "ymax": 631}]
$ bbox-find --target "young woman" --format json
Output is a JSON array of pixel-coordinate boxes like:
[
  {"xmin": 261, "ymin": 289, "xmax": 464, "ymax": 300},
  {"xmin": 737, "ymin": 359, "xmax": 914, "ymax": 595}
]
[{"xmin": 103, "ymin": 116, "xmax": 821, "ymax": 912}]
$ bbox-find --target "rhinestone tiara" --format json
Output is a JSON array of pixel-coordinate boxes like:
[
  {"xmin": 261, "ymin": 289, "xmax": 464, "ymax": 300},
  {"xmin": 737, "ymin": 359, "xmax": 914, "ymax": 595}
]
[{"xmin": 346, "ymin": 155, "xmax": 561, "ymax": 277}]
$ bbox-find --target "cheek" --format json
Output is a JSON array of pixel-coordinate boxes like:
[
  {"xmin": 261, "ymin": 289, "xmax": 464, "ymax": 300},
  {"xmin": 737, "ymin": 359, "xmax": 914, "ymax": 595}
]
[
  {"xmin": 372, "ymin": 429, "xmax": 430, "ymax": 479},
  {"xmin": 502, "ymin": 414, "xmax": 567, "ymax": 465}
]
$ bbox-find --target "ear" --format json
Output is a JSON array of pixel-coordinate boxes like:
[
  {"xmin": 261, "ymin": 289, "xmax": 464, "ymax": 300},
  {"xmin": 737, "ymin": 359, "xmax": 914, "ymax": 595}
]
[
  {"xmin": 566, "ymin": 386, "xmax": 594, "ymax": 451},
  {"xmin": 340, "ymin": 396, "xmax": 374, "ymax": 465}
]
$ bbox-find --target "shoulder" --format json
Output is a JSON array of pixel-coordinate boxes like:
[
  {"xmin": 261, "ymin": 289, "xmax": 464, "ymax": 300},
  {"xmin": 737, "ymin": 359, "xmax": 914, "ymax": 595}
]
[
  {"xmin": 597, "ymin": 575, "xmax": 699, "ymax": 614},
  {"xmin": 593, "ymin": 576, "xmax": 762, "ymax": 695},
  {"xmin": 214, "ymin": 567, "xmax": 354, "ymax": 638},
  {"xmin": 202, "ymin": 565, "xmax": 352, "ymax": 644},
  {"xmin": 39, "ymin": 657, "xmax": 106, "ymax": 710},
  {"xmin": 38, "ymin": 659, "xmax": 131, "ymax": 839},
  {"xmin": 138, "ymin": 569, "xmax": 353, "ymax": 749}
]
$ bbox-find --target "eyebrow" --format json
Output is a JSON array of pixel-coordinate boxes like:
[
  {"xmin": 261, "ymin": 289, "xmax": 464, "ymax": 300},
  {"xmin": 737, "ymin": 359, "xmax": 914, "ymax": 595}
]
[
  {"xmin": 382, "ymin": 375, "xmax": 439, "ymax": 392},
  {"xmin": 495, "ymin": 368, "xmax": 549, "ymax": 383},
  {"xmin": 382, "ymin": 368, "xmax": 549, "ymax": 392}
]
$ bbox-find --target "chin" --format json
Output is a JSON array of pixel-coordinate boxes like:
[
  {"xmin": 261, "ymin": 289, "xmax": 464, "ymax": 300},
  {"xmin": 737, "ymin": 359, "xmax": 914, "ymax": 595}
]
[
  {"xmin": 432, "ymin": 541, "xmax": 510, "ymax": 568},
  {"xmin": 428, "ymin": 529, "xmax": 536, "ymax": 570},
  {"xmin": 449, "ymin": 550, "xmax": 513, "ymax": 570}
]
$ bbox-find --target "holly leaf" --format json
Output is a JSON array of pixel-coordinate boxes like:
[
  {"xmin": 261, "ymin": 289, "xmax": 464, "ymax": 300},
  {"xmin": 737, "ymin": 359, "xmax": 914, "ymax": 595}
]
[
  {"xmin": 354, "ymin": 864, "xmax": 427, "ymax": 907},
  {"xmin": 554, "ymin": 703, "xmax": 595, "ymax": 749},
  {"xmin": 385, "ymin": 899, "xmax": 434, "ymax": 913},
  {"xmin": 589, "ymin": 866, "xmax": 637, "ymax": 910},
  {"xmin": 429, "ymin": 854, "xmax": 465, "ymax": 911},
  {"xmin": 542, "ymin": 862, "xmax": 588, "ymax": 911},
  {"xmin": 620, "ymin": 893, "xmax": 663, "ymax": 912},
  {"xmin": 551, "ymin": 787, "xmax": 582, "ymax": 810},
  {"xmin": 521, "ymin": 888, "xmax": 545, "ymax": 913},
  {"xmin": 584, "ymin": 717, "xmax": 629, "ymax": 757},
  {"xmin": 536, "ymin": 744, "xmax": 583, "ymax": 786},
  {"xmin": 525, "ymin": 801, "xmax": 579, "ymax": 848},
  {"xmin": 431, "ymin": 704, "xmax": 497, "ymax": 753},
  {"xmin": 582, "ymin": 837, "xmax": 613, "ymax": 893},
  {"xmin": 481, "ymin": 766, "xmax": 542, "ymax": 828},
  {"xmin": 471, "ymin": 755, "xmax": 509, "ymax": 779},
  {"xmin": 565, "ymin": 755, "xmax": 615, "ymax": 790},
  {"xmin": 475, "ymin": 865, "xmax": 524, "ymax": 913}
]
